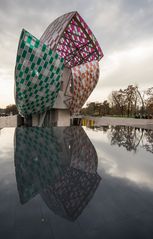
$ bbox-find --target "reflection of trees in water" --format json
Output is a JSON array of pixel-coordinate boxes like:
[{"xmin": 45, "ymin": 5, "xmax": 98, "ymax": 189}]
[
  {"xmin": 88, "ymin": 126, "xmax": 110, "ymax": 133},
  {"xmin": 143, "ymin": 130, "xmax": 153, "ymax": 154},
  {"xmin": 90, "ymin": 126, "xmax": 153, "ymax": 154},
  {"xmin": 108, "ymin": 126, "xmax": 144, "ymax": 152}
]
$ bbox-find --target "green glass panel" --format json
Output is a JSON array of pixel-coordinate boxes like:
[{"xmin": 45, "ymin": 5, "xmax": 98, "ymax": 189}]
[
  {"xmin": 15, "ymin": 29, "xmax": 64, "ymax": 116},
  {"xmin": 20, "ymin": 79, "xmax": 24, "ymax": 84},
  {"xmin": 49, "ymin": 49, "xmax": 52, "ymax": 56},
  {"xmin": 31, "ymin": 70, "xmax": 36, "ymax": 77},
  {"xmin": 27, "ymin": 37, "xmax": 32, "ymax": 44},
  {"xmin": 19, "ymin": 71, "xmax": 23, "ymax": 77},
  {"xmin": 38, "ymin": 74, "xmax": 42, "ymax": 80},
  {"xmin": 44, "ymin": 77, "xmax": 48, "ymax": 82},
  {"xmin": 17, "ymin": 55, "xmax": 21, "ymax": 63},
  {"xmin": 37, "ymin": 58, "xmax": 41, "ymax": 65},
  {"xmin": 35, "ymin": 40, "xmax": 39, "ymax": 48},
  {"xmin": 56, "ymin": 68, "xmax": 60, "ymax": 74},
  {"xmin": 56, "ymin": 75, "xmax": 60, "ymax": 81},
  {"xmin": 38, "ymin": 66, "xmax": 42, "ymax": 73},
  {"xmin": 22, "ymin": 50, "xmax": 27, "ymax": 58},
  {"xmin": 49, "ymin": 57, "xmax": 53, "ymax": 64},
  {"xmin": 42, "ymin": 45, "xmax": 46, "ymax": 52},
  {"xmin": 44, "ymin": 62, "xmax": 48, "ymax": 68},
  {"xmin": 28, "ymin": 47, "xmax": 33, "ymax": 53},
  {"xmin": 20, "ymin": 41, "xmax": 25, "ymax": 49},
  {"xmin": 29, "ymin": 54, "xmax": 34, "ymax": 62},
  {"xmin": 25, "ymin": 67, "xmax": 29, "ymax": 74},
  {"xmin": 39, "ymin": 81, "xmax": 43, "ymax": 86},
  {"xmin": 50, "ymin": 72, "xmax": 54, "ymax": 78},
  {"xmin": 31, "ymin": 63, "xmax": 35, "ymax": 69},
  {"xmin": 50, "ymin": 65, "xmax": 54, "ymax": 71},
  {"xmin": 17, "ymin": 64, "xmax": 22, "ymax": 71},
  {"xmin": 43, "ymin": 53, "xmax": 47, "ymax": 60}
]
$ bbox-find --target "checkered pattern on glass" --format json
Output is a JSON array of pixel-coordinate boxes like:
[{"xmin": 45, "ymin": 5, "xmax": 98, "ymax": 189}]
[
  {"xmin": 15, "ymin": 29, "xmax": 64, "ymax": 116},
  {"xmin": 40, "ymin": 12, "xmax": 75, "ymax": 50},
  {"xmin": 15, "ymin": 127, "xmax": 101, "ymax": 220},
  {"xmin": 15, "ymin": 127, "xmax": 65, "ymax": 203},
  {"xmin": 63, "ymin": 127, "xmax": 98, "ymax": 173},
  {"xmin": 64, "ymin": 61, "xmax": 99, "ymax": 113},
  {"xmin": 40, "ymin": 11, "xmax": 103, "ymax": 68},
  {"xmin": 57, "ymin": 13, "xmax": 103, "ymax": 68},
  {"xmin": 43, "ymin": 167, "xmax": 101, "ymax": 221}
]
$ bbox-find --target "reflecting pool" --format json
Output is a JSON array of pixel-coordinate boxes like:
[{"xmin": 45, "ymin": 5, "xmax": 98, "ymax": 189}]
[{"xmin": 0, "ymin": 126, "xmax": 153, "ymax": 239}]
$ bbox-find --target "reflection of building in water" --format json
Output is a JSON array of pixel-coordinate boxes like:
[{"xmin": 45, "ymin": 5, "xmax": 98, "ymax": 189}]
[
  {"xmin": 41, "ymin": 167, "xmax": 100, "ymax": 221},
  {"xmin": 64, "ymin": 126, "xmax": 98, "ymax": 173},
  {"xmin": 14, "ymin": 127, "xmax": 101, "ymax": 221}
]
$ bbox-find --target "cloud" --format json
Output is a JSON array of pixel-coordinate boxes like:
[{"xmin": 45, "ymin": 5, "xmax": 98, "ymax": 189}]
[
  {"xmin": 87, "ymin": 38, "xmax": 153, "ymax": 102},
  {"xmin": 102, "ymin": 38, "xmax": 153, "ymax": 86},
  {"xmin": 85, "ymin": 128, "xmax": 153, "ymax": 191},
  {"xmin": 0, "ymin": 0, "xmax": 153, "ymax": 106}
]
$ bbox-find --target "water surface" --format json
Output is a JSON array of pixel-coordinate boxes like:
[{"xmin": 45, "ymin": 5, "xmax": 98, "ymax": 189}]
[{"xmin": 0, "ymin": 126, "xmax": 153, "ymax": 239}]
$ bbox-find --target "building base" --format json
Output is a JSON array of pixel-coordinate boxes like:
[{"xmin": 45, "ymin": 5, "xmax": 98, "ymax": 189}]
[{"xmin": 32, "ymin": 109, "xmax": 70, "ymax": 127}]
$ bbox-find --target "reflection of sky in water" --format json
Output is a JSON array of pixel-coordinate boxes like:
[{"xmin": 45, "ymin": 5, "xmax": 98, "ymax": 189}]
[
  {"xmin": 84, "ymin": 127, "xmax": 153, "ymax": 191},
  {"xmin": 0, "ymin": 128, "xmax": 15, "ymax": 161}
]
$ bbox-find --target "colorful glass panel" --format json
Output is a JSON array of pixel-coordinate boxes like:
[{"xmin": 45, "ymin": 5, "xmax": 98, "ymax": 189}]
[
  {"xmin": 64, "ymin": 61, "xmax": 99, "ymax": 113},
  {"xmin": 15, "ymin": 29, "xmax": 64, "ymax": 116},
  {"xmin": 41, "ymin": 11, "xmax": 103, "ymax": 68}
]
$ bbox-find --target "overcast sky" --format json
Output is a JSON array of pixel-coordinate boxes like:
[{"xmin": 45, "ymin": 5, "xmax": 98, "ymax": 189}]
[{"xmin": 0, "ymin": 0, "xmax": 153, "ymax": 107}]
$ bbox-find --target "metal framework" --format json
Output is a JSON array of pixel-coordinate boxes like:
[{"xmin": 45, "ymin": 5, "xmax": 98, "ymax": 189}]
[{"xmin": 15, "ymin": 11, "xmax": 103, "ymax": 116}]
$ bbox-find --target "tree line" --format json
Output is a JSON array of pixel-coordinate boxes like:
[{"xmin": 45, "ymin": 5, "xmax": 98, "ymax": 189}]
[
  {"xmin": 0, "ymin": 104, "xmax": 18, "ymax": 116},
  {"xmin": 0, "ymin": 85, "xmax": 153, "ymax": 118},
  {"xmin": 81, "ymin": 85, "xmax": 153, "ymax": 118}
]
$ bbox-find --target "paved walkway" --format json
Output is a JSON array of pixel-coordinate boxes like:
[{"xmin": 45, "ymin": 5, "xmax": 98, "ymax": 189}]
[
  {"xmin": 83, "ymin": 116, "xmax": 153, "ymax": 130},
  {"xmin": 0, "ymin": 115, "xmax": 23, "ymax": 127}
]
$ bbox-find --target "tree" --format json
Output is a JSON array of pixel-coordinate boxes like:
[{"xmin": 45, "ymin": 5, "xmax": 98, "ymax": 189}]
[
  {"xmin": 124, "ymin": 85, "xmax": 138, "ymax": 117},
  {"xmin": 110, "ymin": 89, "xmax": 126, "ymax": 116},
  {"xmin": 146, "ymin": 87, "xmax": 153, "ymax": 117},
  {"xmin": 100, "ymin": 100, "xmax": 110, "ymax": 116},
  {"xmin": 110, "ymin": 85, "xmax": 145, "ymax": 117},
  {"xmin": 86, "ymin": 102, "xmax": 96, "ymax": 115},
  {"xmin": 81, "ymin": 85, "xmax": 153, "ymax": 118},
  {"xmin": 5, "ymin": 104, "xmax": 18, "ymax": 115},
  {"xmin": 83, "ymin": 101, "xmax": 110, "ymax": 116}
]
